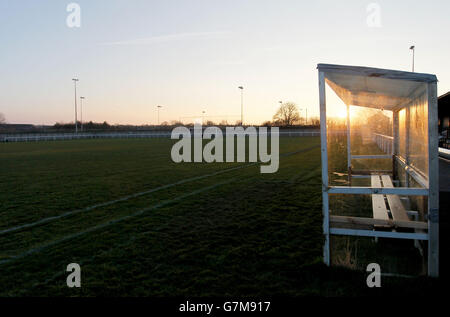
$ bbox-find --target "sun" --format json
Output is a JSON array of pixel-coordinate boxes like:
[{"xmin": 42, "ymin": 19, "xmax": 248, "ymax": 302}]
[
  {"xmin": 334, "ymin": 106, "xmax": 359, "ymax": 119},
  {"xmin": 336, "ymin": 108, "xmax": 347, "ymax": 119}
]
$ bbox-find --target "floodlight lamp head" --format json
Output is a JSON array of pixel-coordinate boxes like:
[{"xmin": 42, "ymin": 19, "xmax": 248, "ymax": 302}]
[
  {"xmin": 238, "ymin": 86, "xmax": 243, "ymax": 90},
  {"xmin": 410, "ymin": 45, "xmax": 415, "ymax": 50}
]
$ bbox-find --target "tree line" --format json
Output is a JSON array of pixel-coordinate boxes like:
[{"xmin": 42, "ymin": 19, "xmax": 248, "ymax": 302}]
[{"xmin": 0, "ymin": 104, "xmax": 321, "ymax": 134}]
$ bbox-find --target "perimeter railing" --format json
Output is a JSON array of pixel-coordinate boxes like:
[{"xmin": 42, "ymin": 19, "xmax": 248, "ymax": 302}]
[
  {"xmin": 1, "ymin": 130, "xmax": 321, "ymax": 142},
  {"xmin": 373, "ymin": 133, "xmax": 394, "ymax": 155}
]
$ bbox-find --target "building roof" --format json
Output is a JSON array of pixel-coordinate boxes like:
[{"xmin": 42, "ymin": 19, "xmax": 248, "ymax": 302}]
[{"xmin": 439, "ymin": 91, "xmax": 450, "ymax": 100}]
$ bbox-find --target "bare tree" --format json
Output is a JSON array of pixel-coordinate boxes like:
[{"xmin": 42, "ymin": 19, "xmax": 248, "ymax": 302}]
[
  {"xmin": 309, "ymin": 117, "xmax": 320, "ymax": 126},
  {"xmin": 273, "ymin": 102, "xmax": 300, "ymax": 126},
  {"xmin": 170, "ymin": 120, "xmax": 183, "ymax": 126},
  {"xmin": 0, "ymin": 113, "xmax": 5, "ymax": 124}
]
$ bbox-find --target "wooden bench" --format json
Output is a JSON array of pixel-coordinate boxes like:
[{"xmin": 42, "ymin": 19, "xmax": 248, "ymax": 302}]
[
  {"xmin": 329, "ymin": 174, "xmax": 428, "ymax": 232},
  {"xmin": 371, "ymin": 174, "xmax": 410, "ymax": 223}
]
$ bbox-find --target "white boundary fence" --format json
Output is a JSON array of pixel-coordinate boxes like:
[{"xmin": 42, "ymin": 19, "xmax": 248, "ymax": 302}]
[
  {"xmin": 373, "ymin": 133, "xmax": 394, "ymax": 154},
  {"xmin": 1, "ymin": 130, "xmax": 320, "ymax": 142},
  {"xmin": 1, "ymin": 132, "xmax": 172, "ymax": 142}
]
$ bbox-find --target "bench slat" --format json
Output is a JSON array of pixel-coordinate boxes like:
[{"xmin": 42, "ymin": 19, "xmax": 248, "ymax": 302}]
[
  {"xmin": 381, "ymin": 175, "xmax": 410, "ymax": 222},
  {"xmin": 371, "ymin": 175, "xmax": 389, "ymax": 220}
]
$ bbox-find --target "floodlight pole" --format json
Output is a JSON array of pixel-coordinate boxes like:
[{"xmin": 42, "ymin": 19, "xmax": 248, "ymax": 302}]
[
  {"xmin": 80, "ymin": 96, "xmax": 85, "ymax": 132},
  {"xmin": 157, "ymin": 106, "xmax": 162, "ymax": 125},
  {"xmin": 410, "ymin": 45, "xmax": 415, "ymax": 72},
  {"xmin": 238, "ymin": 86, "xmax": 244, "ymax": 125},
  {"xmin": 72, "ymin": 78, "xmax": 79, "ymax": 133},
  {"xmin": 202, "ymin": 110, "xmax": 206, "ymax": 125}
]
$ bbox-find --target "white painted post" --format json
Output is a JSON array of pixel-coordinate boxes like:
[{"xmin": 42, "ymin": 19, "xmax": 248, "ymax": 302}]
[
  {"xmin": 393, "ymin": 110, "xmax": 399, "ymax": 180},
  {"xmin": 427, "ymin": 82, "xmax": 439, "ymax": 277},
  {"xmin": 319, "ymin": 71, "xmax": 330, "ymax": 266},
  {"xmin": 346, "ymin": 104, "xmax": 351, "ymax": 183},
  {"xmin": 405, "ymin": 107, "xmax": 411, "ymax": 187}
]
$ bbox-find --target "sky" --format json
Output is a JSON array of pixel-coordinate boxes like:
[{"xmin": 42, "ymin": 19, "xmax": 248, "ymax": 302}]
[{"xmin": 1, "ymin": 0, "xmax": 449, "ymax": 125}]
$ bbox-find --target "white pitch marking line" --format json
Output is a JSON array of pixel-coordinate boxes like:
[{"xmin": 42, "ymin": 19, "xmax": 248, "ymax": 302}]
[
  {"xmin": 0, "ymin": 145, "xmax": 319, "ymax": 237},
  {"xmin": 0, "ymin": 179, "xmax": 236, "ymax": 266},
  {"xmin": 0, "ymin": 165, "xmax": 253, "ymax": 236}
]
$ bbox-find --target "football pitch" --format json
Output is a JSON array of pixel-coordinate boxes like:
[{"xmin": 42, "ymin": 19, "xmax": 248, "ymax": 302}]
[{"xmin": 0, "ymin": 137, "xmax": 441, "ymax": 296}]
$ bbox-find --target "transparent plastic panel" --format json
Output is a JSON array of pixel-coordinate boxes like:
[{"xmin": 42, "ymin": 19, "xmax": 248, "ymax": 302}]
[
  {"xmin": 396, "ymin": 160, "xmax": 407, "ymax": 187},
  {"xmin": 325, "ymin": 85, "xmax": 395, "ymax": 185},
  {"xmin": 349, "ymin": 106, "xmax": 393, "ymax": 173},
  {"xmin": 326, "ymin": 84, "xmax": 349, "ymax": 186},
  {"xmin": 330, "ymin": 235, "xmax": 425, "ymax": 275},
  {"xmin": 408, "ymin": 91, "xmax": 428, "ymax": 177},
  {"xmin": 329, "ymin": 193, "xmax": 372, "ymax": 217}
]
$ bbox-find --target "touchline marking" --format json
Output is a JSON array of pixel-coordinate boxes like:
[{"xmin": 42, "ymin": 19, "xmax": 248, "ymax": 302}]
[
  {"xmin": 0, "ymin": 179, "xmax": 236, "ymax": 266},
  {"xmin": 0, "ymin": 165, "xmax": 250, "ymax": 236},
  {"xmin": 0, "ymin": 145, "xmax": 319, "ymax": 237}
]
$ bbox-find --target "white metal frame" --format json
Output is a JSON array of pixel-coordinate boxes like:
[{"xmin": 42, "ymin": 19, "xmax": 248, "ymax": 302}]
[
  {"xmin": 317, "ymin": 64, "xmax": 439, "ymax": 277},
  {"xmin": 329, "ymin": 228, "xmax": 428, "ymax": 240},
  {"xmin": 319, "ymin": 71, "xmax": 330, "ymax": 265}
]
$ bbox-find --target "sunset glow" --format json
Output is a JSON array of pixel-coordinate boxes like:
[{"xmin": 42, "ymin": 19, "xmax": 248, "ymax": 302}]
[{"xmin": 0, "ymin": 1, "xmax": 449, "ymax": 126}]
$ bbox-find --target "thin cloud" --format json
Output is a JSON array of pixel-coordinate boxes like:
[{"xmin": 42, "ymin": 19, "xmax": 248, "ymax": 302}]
[{"xmin": 100, "ymin": 31, "xmax": 230, "ymax": 46}]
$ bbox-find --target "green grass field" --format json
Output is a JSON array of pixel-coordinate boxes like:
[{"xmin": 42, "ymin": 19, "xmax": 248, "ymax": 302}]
[{"xmin": 0, "ymin": 137, "xmax": 443, "ymax": 296}]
